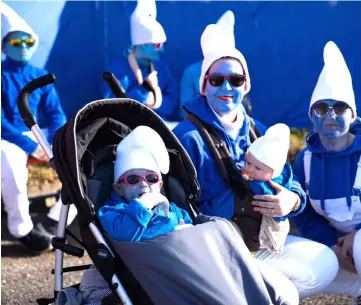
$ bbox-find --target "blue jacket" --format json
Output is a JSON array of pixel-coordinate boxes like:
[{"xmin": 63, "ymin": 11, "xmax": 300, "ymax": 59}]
[
  {"xmin": 102, "ymin": 56, "xmax": 178, "ymax": 120},
  {"xmin": 173, "ymin": 95, "xmax": 306, "ymax": 220},
  {"xmin": 98, "ymin": 192, "xmax": 192, "ymax": 242},
  {"xmin": 248, "ymin": 162, "xmax": 293, "ymax": 222},
  {"xmin": 293, "ymin": 121, "xmax": 361, "ymax": 247},
  {"xmin": 1, "ymin": 58, "xmax": 67, "ymax": 154}
]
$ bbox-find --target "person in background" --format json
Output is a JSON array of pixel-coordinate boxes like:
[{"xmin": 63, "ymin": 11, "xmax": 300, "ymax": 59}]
[
  {"xmin": 102, "ymin": 0, "xmax": 178, "ymax": 123},
  {"xmin": 293, "ymin": 41, "xmax": 361, "ymax": 305},
  {"xmin": 1, "ymin": 2, "xmax": 77, "ymax": 253}
]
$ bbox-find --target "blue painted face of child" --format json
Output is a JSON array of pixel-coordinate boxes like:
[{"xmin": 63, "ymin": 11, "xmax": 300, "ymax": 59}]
[
  {"xmin": 204, "ymin": 58, "xmax": 246, "ymax": 116},
  {"xmin": 2, "ymin": 31, "xmax": 36, "ymax": 63},
  {"xmin": 311, "ymin": 99, "xmax": 355, "ymax": 138}
]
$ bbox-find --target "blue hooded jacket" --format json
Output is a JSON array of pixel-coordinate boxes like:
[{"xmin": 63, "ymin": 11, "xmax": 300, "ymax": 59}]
[
  {"xmin": 98, "ymin": 192, "xmax": 192, "ymax": 242},
  {"xmin": 173, "ymin": 95, "xmax": 306, "ymax": 220},
  {"xmin": 102, "ymin": 56, "xmax": 178, "ymax": 120},
  {"xmin": 1, "ymin": 58, "xmax": 67, "ymax": 154},
  {"xmin": 293, "ymin": 121, "xmax": 361, "ymax": 247}
]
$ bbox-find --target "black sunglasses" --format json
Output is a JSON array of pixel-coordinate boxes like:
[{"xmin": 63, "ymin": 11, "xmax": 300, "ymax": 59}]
[
  {"xmin": 312, "ymin": 101, "xmax": 351, "ymax": 118},
  {"xmin": 205, "ymin": 73, "xmax": 246, "ymax": 87}
]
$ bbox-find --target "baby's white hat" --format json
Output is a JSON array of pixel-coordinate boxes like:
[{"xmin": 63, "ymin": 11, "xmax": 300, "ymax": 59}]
[
  {"xmin": 310, "ymin": 41, "xmax": 356, "ymax": 117},
  {"xmin": 130, "ymin": 0, "xmax": 166, "ymax": 46},
  {"xmin": 199, "ymin": 10, "xmax": 250, "ymax": 95},
  {"xmin": 114, "ymin": 126, "xmax": 170, "ymax": 182},
  {"xmin": 248, "ymin": 124, "xmax": 290, "ymax": 178},
  {"xmin": 1, "ymin": 2, "xmax": 38, "ymax": 44}
]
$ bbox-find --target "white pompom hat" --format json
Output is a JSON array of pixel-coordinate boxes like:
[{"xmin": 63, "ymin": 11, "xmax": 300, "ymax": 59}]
[
  {"xmin": 199, "ymin": 10, "xmax": 250, "ymax": 95},
  {"xmin": 130, "ymin": 0, "xmax": 166, "ymax": 46},
  {"xmin": 309, "ymin": 41, "xmax": 356, "ymax": 117},
  {"xmin": 114, "ymin": 126, "xmax": 170, "ymax": 182},
  {"xmin": 248, "ymin": 124, "xmax": 290, "ymax": 178}
]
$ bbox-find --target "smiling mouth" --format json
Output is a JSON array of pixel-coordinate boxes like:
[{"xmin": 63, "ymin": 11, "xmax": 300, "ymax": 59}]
[{"xmin": 217, "ymin": 96, "xmax": 234, "ymax": 102}]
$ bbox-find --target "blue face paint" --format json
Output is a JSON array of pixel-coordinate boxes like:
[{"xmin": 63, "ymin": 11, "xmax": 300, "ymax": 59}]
[
  {"xmin": 311, "ymin": 99, "xmax": 354, "ymax": 138},
  {"xmin": 204, "ymin": 59, "xmax": 245, "ymax": 116},
  {"xmin": 3, "ymin": 31, "xmax": 36, "ymax": 63},
  {"xmin": 134, "ymin": 43, "xmax": 164, "ymax": 65}
]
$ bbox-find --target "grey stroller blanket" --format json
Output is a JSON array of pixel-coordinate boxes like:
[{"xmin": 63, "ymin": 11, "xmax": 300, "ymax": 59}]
[{"xmin": 110, "ymin": 215, "xmax": 278, "ymax": 305}]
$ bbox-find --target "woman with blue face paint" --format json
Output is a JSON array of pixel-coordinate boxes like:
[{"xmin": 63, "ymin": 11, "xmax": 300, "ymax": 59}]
[
  {"xmin": 173, "ymin": 11, "xmax": 339, "ymax": 300},
  {"xmin": 179, "ymin": 11, "xmax": 267, "ymax": 134},
  {"xmin": 102, "ymin": 0, "xmax": 178, "ymax": 122},
  {"xmin": 1, "ymin": 3, "xmax": 77, "ymax": 253},
  {"xmin": 293, "ymin": 41, "xmax": 361, "ymax": 304}
]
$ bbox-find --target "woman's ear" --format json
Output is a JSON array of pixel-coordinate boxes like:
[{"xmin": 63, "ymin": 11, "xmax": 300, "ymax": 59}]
[{"xmin": 113, "ymin": 182, "xmax": 123, "ymax": 196}]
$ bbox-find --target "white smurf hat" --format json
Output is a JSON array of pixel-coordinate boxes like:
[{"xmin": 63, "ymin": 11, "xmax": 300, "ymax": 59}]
[
  {"xmin": 309, "ymin": 41, "xmax": 356, "ymax": 117},
  {"xmin": 130, "ymin": 0, "xmax": 166, "ymax": 46},
  {"xmin": 199, "ymin": 10, "xmax": 250, "ymax": 95},
  {"xmin": 1, "ymin": 2, "xmax": 38, "ymax": 44},
  {"xmin": 114, "ymin": 126, "xmax": 170, "ymax": 182},
  {"xmin": 248, "ymin": 124, "xmax": 290, "ymax": 178}
]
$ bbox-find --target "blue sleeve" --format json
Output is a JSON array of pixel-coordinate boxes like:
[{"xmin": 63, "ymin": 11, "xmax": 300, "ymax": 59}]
[
  {"xmin": 293, "ymin": 150, "xmax": 338, "ymax": 247},
  {"xmin": 287, "ymin": 173, "xmax": 307, "ymax": 217},
  {"xmin": 156, "ymin": 63, "xmax": 179, "ymax": 119},
  {"xmin": 41, "ymin": 83, "xmax": 67, "ymax": 144},
  {"xmin": 1, "ymin": 85, "xmax": 37, "ymax": 154},
  {"xmin": 98, "ymin": 199, "xmax": 153, "ymax": 242},
  {"xmin": 174, "ymin": 125, "xmax": 236, "ymax": 219}
]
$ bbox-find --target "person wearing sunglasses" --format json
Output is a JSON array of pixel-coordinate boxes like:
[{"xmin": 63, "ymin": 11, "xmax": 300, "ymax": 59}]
[
  {"xmin": 293, "ymin": 41, "xmax": 361, "ymax": 305},
  {"xmin": 1, "ymin": 3, "xmax": 78, "ymax": 253},
  {"xmin": 179, "ymin": 11, "xmax": 267, "ymax": 134},
  {"xmin": 98, "ymin": 126, "xmax": 192, "ymax": 242},
  {"xmin": 174, "ymin": 11, "xmax": 339, "ymax": 300},
  {"xmin": 101, "ymin": 0, "xmax": 178, "ymax": 123}
]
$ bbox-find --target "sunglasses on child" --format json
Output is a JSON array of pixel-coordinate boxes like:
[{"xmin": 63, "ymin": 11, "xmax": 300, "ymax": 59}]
[
  {"xmin": 312, "ymin": 102, "xmax": 351, "ymax": 118},
  {"xmin": 118, "ymin": 173, "xmax": 160, "ymax": 185},
  {"xmin": 205, "ymin": 73, "xmax": 246, "ymax": 87},
  {"xmin": 8, "ymin": 37, "xmax": 35, "ymax": 48}
]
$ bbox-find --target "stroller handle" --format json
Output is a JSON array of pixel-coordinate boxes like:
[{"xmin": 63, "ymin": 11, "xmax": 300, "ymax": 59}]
[
  {"xmin": 18, "ymin": 73, "xmax": 56, "ymax": 129},
  {"xmin": 102, "ymin": 71, "xmax": 128, "ymax": 98}
]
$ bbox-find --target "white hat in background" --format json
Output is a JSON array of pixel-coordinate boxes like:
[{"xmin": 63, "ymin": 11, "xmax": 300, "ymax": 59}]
[
  {"xmin": 309, "ymin": 41, "xmax": 356, "ymax": 117},
  {"xmin": 114, "ymin": 126, "xmax": 170, "ymax": 182},
  {"xmin": 1, "ymin": 2, "xmax": 38, "ymax": 45},
  {"xmin": 130, "ymin": 0, "xmax": 166, "ymax": 46},
  {"xmin": 248, "ymin": 123, "xmax": 290, "ymax": 178},
  {"xmin": 199, "ymin": 10, "xmax": 250, "ymax": 95}
]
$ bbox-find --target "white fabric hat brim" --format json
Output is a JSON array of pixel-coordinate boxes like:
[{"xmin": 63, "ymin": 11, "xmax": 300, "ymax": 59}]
[{"xmin": 114, "ymin": 126, "xmax": 170, "ymax": 182}]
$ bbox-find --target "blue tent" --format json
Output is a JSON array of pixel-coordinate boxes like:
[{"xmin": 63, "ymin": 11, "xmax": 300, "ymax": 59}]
[{"xmin": 5, "ymin": 1, "xmax": 361, "ymax": 128}]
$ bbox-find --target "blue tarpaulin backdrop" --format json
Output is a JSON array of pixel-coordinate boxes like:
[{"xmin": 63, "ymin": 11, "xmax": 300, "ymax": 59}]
[{"xmin": 5, "ymin": 1, "xmax": 361, "ymax": 128}]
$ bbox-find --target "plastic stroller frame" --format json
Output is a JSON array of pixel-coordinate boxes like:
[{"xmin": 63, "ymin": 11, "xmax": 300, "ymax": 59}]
[{"xmin": 18, "ymin": 73, "xmax": 134, "ymax": 305}]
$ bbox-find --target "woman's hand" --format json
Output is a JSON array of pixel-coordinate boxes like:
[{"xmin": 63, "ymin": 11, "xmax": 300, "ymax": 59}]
[
  {"xmin": 331, "ymin": 244, "xmax": 357, "ymax": 274},
  {"xmin": 337, "ymin": 230, "xmax": 357, "ymax": 258},
  {"xmin": 252, "ymin": 180, "xmax": 298, "ymax": 217}
]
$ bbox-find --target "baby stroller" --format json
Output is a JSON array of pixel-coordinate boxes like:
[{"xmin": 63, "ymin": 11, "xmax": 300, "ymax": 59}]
[{"xmin": 18, "ymin": 73, "xmax": 287, "ymax": 305}]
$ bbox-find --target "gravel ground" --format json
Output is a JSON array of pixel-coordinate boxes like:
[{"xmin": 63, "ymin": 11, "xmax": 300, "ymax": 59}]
[{"xmin": 1, "ymin": 205, "xmax": 353, "ymax": 305}]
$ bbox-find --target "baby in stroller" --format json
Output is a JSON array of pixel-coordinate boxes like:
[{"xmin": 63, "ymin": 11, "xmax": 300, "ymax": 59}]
[{"xmin": 99, "ymin": 125, "xmax": 193, "ymax": 242}]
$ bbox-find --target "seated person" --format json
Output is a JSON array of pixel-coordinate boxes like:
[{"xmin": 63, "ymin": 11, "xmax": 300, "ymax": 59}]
[
  {"xmin": 99, "ymin": 125, "xmax": 192, "ymax": 242},
  {"xmin": 102, "ymin": 0, "xmax": 178, "ymax": 122},
  {"xmin": 241, "ymin": 123, "xmax": 295, "ymax": 254}
]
